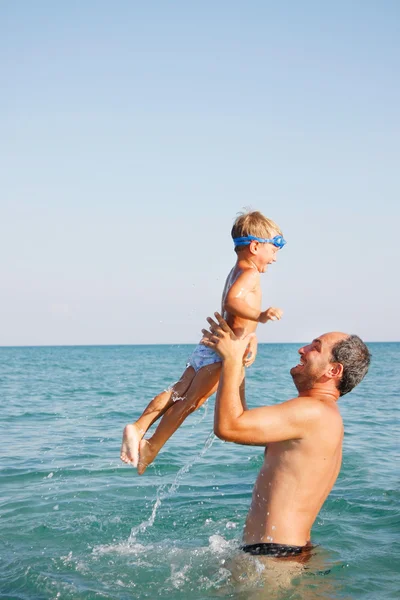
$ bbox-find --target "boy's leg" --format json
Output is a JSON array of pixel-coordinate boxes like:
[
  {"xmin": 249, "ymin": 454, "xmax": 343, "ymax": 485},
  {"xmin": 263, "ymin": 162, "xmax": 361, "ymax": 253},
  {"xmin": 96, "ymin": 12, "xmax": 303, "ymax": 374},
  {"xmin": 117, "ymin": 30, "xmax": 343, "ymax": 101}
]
[
  {"xmin": 136, "ymin": 366, "xmax": 197, "ymax": 433},
  {"xmin": 138, "ymin": 362, "xmax": 221, "ymax": 474},
  {"xmin": 120, "ymin": 366, "xmax": 196, "ymax": 467}
]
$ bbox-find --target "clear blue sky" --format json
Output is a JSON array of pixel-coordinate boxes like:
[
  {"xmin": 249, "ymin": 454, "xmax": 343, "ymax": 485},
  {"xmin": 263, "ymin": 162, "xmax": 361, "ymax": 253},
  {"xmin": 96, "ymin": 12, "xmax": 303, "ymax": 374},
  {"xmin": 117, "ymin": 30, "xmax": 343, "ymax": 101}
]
[{"xmin": 1, "ymin": 1, "xmax": 399, "ymax": 345}]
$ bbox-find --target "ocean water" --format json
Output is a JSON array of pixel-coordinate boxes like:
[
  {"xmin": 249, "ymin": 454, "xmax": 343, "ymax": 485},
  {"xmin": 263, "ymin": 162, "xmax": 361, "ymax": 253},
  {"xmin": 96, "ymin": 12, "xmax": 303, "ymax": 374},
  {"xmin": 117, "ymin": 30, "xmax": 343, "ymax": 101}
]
[{"xmin": 0, "ymin": 342, "xmax": 399, "ymax": 600}]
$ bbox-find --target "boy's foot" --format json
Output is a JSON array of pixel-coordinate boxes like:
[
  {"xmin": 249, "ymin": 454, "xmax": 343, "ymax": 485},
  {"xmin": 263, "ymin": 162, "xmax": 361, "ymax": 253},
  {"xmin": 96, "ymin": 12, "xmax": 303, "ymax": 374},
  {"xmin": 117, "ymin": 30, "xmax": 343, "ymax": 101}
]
[
  {"xmin": 120, "ymin": 423, "xmax": 142, "ymax": 467},
  {"xmin": 137, "ymin": 439, "xmax": 157, "ymax": 475}
]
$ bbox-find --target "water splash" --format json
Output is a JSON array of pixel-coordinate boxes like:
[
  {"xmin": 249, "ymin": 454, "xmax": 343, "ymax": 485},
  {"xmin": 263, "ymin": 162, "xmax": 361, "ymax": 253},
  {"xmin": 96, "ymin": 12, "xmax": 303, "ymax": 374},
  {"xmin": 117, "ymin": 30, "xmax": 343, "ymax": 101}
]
[{"xmin": 128, "ymin": 431, "xmax": 215, "ymax": 542}]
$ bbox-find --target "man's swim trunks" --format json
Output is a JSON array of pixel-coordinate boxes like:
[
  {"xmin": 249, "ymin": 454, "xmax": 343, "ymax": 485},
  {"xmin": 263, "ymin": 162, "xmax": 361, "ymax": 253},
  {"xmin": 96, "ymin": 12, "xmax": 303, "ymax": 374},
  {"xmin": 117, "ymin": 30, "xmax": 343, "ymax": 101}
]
[
  {"xmin": 241, "ymin": 542, "xmax": 313, "ymax": 559},
  {"xmin": 187, "ymin": 344, "xmax": 222, "ymax": 372}
]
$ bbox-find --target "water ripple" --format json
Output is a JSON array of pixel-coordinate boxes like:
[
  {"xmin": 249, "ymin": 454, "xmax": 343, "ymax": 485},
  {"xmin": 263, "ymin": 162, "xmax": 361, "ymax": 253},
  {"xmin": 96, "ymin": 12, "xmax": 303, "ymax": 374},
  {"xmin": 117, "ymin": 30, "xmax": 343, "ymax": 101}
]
[{"xmin": 0, "ymin": 343, "xmax": 398, "ymax": 599}]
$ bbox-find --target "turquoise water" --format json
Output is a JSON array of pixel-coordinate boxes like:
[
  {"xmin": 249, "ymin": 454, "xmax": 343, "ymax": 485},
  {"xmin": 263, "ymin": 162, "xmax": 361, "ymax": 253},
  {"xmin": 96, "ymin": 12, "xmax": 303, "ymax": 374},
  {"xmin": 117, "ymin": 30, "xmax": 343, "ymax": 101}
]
[{"xmin": 1, "ymin": 343, "xmax": 399, "ymax": 599}]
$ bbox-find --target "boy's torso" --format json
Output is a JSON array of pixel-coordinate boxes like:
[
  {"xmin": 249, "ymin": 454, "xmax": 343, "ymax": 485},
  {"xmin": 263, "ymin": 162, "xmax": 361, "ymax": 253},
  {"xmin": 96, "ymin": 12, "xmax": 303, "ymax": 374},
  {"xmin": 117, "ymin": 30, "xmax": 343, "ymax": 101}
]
[{"xmin": 221, "ymin": 264, "xmax": 261, "ymax": 336}]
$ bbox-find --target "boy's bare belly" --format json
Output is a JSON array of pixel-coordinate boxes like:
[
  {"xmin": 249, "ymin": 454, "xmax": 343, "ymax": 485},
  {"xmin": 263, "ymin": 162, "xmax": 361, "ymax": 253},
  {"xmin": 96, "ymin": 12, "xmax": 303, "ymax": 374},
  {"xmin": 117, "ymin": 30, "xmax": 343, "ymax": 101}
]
[{"xmin": 225, "ymin": 314, "xmax": 258, "ymax": 338}]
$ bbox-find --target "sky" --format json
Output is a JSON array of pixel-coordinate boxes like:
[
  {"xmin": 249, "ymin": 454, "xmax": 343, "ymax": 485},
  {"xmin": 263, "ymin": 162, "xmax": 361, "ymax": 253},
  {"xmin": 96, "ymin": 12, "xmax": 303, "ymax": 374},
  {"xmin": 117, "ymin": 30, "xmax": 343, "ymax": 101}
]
[{"xmin": 1, "ymin": 1, "xmax": 399, "ymax": 346}]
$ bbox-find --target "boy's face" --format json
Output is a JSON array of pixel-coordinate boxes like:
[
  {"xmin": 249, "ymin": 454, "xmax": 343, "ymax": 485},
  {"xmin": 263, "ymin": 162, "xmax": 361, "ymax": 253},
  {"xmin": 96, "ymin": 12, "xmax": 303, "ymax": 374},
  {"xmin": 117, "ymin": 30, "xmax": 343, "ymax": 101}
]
[{"xmin": 253, "ymin": 233, "xmax": 280, "ymax": 272}]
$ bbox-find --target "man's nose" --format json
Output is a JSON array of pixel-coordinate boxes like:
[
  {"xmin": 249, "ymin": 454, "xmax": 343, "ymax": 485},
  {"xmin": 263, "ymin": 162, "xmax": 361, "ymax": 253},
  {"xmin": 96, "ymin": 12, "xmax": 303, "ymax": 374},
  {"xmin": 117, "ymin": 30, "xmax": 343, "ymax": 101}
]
[{"xmin": 299, "ymin": 343, "xmax": 310, "ymax": 355}]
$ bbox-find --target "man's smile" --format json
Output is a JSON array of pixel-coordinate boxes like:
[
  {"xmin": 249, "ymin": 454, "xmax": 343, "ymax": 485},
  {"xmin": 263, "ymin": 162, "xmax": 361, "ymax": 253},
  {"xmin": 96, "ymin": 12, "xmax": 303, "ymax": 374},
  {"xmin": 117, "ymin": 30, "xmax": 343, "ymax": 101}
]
[{"xmin": 293, "ymin": 357, "xmax": 305, "ymax": 369}]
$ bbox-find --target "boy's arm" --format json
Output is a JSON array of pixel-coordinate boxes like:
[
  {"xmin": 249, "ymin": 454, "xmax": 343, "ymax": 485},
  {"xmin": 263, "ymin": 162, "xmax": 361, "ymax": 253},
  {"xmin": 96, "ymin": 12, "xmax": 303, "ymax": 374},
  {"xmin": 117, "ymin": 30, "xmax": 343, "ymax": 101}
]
[
  {"xmin": 224, "ymin": 270, "xmax": 283, "ymax": 323},
  {"xmin": 223, "ymin": 269, "xmax": 261, "ymax": 321}
]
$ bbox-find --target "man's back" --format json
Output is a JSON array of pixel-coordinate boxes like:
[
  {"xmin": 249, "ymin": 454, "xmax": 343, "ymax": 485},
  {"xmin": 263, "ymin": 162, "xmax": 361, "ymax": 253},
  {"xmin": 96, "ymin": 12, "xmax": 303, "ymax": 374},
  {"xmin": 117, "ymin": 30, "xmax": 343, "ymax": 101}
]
[{"xmin": 243, "ymin": 396, "xmax": 344, "ymax": 546}]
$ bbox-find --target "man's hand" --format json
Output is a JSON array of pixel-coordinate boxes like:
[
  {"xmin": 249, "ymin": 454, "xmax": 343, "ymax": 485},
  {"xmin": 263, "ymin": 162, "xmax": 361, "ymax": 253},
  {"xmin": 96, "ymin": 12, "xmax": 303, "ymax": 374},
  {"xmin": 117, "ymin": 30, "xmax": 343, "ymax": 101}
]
[
  {"xmin": 258, "ymin": 306, "xmax": 283, "ymax": 324},
  {"xmin": 201, "ymin": 312, "xmax": 254, "ymax": 364},
  {"xmin": 244, "ymin": 335, "xmax": 258, "ymax": 368}
]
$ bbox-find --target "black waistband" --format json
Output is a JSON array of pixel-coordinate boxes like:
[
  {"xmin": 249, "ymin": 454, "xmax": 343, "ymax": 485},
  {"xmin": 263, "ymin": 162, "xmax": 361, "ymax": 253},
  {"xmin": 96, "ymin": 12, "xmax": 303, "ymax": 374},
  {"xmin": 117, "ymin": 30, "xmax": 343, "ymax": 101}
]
[{"xmin": 241, "ymin": 543, "xmax": 306, "ymax": 557}]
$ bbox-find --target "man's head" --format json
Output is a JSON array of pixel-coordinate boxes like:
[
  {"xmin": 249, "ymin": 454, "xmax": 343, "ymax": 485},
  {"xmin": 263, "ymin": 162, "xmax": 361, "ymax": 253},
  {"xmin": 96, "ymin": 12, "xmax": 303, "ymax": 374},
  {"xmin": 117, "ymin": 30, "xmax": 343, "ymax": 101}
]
[
  {"xmin": 290, "ymin": 332, "xmax": 371, "ymax": 397},
  {"xmin": 231, "ymin": 211, "xmax": 285, "ymax": 273}
]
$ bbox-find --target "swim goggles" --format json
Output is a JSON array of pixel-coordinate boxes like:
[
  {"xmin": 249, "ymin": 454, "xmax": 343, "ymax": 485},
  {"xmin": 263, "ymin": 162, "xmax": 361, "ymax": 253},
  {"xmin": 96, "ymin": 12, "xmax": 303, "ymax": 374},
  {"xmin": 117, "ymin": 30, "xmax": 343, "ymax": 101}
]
[{"xmin": 233, "ymin": 235, "xmax": 286, "ymax": 249}]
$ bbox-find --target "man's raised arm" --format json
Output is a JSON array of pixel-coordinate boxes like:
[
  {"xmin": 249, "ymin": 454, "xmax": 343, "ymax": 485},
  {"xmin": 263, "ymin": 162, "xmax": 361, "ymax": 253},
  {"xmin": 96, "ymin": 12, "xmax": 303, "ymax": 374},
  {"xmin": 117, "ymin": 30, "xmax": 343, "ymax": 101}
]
[{"xmin": 201, "ymin": 313, "xmax": 318, "ymax": 446}]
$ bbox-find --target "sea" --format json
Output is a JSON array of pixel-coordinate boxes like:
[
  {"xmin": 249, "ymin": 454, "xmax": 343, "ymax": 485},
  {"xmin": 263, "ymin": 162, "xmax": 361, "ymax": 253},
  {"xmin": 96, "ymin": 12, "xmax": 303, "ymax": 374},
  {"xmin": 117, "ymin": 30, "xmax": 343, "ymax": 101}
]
[{"xmin": 1, "ymin": 343, "xmax": 399, "ymax": 600}]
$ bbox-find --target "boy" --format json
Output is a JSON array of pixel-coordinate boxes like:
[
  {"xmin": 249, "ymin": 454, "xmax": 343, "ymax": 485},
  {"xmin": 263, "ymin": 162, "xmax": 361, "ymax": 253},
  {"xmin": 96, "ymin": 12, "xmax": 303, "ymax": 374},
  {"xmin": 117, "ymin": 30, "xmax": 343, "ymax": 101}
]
[{"xmin": 120, "ymin": 211, "xmax": 286, "ymax": 474}]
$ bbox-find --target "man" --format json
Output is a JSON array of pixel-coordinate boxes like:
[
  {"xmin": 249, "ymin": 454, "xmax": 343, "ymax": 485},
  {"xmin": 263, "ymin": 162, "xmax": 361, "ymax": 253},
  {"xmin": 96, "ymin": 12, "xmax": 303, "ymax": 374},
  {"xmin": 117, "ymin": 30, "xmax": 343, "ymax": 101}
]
[{"xmin": 201, "ymin": 313, "xmax": 370, "ymax": 560}]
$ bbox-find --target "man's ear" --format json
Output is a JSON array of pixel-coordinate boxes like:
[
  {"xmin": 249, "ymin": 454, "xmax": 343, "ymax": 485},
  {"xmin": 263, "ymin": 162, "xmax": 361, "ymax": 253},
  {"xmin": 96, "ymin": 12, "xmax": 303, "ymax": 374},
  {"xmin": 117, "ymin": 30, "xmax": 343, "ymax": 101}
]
[{"xmin": 327, "ymin": 362, "xmax": 344, "ymax": 382}]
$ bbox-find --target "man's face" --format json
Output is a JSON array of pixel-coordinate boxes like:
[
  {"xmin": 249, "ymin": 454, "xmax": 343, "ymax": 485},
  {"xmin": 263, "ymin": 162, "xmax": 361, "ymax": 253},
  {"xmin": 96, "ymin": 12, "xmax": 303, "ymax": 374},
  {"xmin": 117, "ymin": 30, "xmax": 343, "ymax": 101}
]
[{"xmin": 290, "ymin": 332, "xmax": 347, "ymax": 392}]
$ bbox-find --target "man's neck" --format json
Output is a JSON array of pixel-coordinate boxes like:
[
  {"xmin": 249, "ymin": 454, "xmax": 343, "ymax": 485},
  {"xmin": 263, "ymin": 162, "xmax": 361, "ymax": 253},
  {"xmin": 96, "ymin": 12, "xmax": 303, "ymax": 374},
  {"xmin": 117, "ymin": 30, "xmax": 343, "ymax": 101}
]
[{"xmin": 298, "ymin": 384, "xmax": 340, "ymax": 403}]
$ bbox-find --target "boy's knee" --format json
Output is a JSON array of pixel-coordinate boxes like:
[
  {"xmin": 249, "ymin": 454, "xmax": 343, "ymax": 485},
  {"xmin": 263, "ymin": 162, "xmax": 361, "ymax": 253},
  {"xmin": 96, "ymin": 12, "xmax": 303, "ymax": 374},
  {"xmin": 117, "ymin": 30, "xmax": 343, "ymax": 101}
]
[
  {"xmin": 187, "ymin": 400, "xmax": 200, "ymax": 414},
  {"xmin": 173, "ymin": 374, "xmax": 195, "ymax": 398},
  {"xmin": 180, "ymin": 396, "xmax": 202, "ymax": 415},
  {"xmin": 172, "ymin": 381, "xmax": 190, "ymax": 400}
]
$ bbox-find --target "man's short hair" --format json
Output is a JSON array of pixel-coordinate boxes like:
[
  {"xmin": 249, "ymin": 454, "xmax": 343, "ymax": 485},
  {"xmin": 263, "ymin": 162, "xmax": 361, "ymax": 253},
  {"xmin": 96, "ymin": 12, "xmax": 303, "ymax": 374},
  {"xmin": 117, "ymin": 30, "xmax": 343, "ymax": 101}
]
[
  {"xmin": 231, "ymin": 210, "xmax": 283, "ymax": 253},
  {"xmin": 331, "ymin": 335, "xmax": 371, "ymax": 396}
]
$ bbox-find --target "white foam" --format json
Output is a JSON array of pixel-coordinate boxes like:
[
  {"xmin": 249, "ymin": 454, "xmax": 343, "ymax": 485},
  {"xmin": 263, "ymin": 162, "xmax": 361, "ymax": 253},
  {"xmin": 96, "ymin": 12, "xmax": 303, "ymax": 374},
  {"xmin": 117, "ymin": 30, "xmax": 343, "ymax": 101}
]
[
  {"xmin": 92, "ymin": 541, "xmax": 148, "ymax": 556},
  {"xmin": 168, "ymin": 564, "xmax": 191, "ymax": 589},
  {"xmin": 208, "ymin": 534, "xmax": 232, "ymax": 555}
]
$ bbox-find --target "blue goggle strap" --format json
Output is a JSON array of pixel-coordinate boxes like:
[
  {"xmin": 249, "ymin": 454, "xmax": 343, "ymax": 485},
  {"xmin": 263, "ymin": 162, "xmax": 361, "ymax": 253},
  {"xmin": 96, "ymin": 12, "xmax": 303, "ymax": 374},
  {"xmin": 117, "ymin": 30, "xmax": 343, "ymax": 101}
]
[{"xmin": 233, "ymin": 235, "xmax": 286, "ymax": 249}]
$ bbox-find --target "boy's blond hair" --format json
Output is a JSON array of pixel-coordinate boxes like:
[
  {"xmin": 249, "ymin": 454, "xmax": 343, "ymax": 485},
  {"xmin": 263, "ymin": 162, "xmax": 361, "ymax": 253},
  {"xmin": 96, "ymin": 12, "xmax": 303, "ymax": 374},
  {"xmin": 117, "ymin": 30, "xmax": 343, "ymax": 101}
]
[{"xmin": 231, "ymin": 211, "xmax": 282, "ymax": 253}]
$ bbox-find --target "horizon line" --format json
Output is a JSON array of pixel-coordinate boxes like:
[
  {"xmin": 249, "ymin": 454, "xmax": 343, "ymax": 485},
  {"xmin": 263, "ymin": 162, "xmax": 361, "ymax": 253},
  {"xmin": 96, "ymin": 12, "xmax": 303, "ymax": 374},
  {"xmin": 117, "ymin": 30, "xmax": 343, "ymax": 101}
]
[{"xmin": 0, "ymin": 340, "xmax": 397, "ymax": 349}]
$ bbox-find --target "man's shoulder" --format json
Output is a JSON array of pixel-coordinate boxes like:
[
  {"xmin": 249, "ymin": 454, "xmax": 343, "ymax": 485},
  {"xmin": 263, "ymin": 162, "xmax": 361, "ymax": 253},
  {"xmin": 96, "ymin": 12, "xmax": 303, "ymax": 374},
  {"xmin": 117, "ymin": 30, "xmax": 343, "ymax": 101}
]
[{"xmin": 284, "ymin": 396, "xmax": 342, "ymax": 428}]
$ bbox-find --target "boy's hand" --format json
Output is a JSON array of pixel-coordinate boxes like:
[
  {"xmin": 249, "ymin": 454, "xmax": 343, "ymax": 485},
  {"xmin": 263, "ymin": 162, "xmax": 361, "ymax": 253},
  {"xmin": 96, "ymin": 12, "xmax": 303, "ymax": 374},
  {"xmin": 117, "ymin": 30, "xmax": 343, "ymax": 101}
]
[
  {"xmin": 201, "ymin": 313, "xmax": 254, "ymax": 364},
  {"xmin": 258, "ymin": 306, "xmax": 283, "ymax": 324},
  {"xmin": 244, "ymin": 335, "xmax": 258, "ymax": 368}
]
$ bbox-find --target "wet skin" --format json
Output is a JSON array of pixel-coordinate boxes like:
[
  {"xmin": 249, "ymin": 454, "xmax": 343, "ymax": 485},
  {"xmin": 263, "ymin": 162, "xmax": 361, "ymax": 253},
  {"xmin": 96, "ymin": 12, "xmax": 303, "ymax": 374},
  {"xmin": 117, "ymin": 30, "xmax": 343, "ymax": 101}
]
[{"xmin": 202, "ymin": 320, "xmax": 347, "ymax": 547}]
